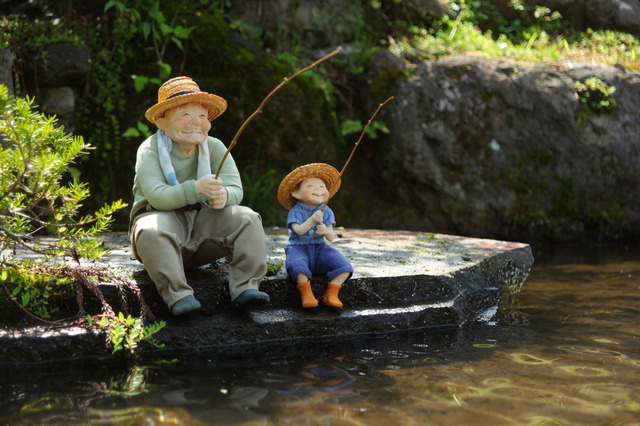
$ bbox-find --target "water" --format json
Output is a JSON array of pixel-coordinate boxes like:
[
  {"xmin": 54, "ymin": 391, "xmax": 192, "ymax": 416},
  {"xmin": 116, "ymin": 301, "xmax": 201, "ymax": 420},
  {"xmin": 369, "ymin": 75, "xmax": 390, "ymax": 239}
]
[{"xmin": 1, "ymin": 242, "xmax": 639, "ymax": 425}]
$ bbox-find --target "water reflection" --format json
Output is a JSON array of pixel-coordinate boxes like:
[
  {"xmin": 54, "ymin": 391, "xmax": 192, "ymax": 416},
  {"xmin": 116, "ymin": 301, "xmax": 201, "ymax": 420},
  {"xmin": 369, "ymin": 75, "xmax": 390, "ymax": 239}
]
[{"xmin": 1, "ymin": 242, "xmax": 640, "ymax": 424}]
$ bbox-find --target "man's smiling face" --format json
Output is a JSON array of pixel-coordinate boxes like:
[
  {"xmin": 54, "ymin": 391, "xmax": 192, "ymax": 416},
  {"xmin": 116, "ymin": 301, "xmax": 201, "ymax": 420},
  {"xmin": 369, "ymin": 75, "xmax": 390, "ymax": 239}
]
[{"xmin": 157, "ymin": 102, "xmax": 211, "ymax": 154}]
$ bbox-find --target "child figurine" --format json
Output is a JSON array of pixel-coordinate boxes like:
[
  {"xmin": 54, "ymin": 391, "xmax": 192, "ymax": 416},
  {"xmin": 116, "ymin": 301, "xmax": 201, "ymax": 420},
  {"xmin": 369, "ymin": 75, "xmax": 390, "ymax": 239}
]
[{"xmin": 277, "ymin": 163, "xmax": 353, "ymax": 309}]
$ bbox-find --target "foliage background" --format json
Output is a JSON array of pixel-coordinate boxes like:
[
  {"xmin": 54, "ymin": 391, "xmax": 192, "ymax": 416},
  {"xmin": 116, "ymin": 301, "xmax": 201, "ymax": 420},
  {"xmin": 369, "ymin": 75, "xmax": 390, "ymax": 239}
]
[{"xmin": 2, "ymin": 0, "xmax": 639, "ymax": 236}]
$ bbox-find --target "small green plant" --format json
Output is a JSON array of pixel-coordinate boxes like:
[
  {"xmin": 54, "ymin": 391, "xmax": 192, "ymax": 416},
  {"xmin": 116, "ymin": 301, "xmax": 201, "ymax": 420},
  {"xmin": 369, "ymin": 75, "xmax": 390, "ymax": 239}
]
[
  {"xmin": 91, "ymin": 313, "xmax": 166, "ymax": 354},
  {"xmin": 573, "ymin": 77, "xmax": 617, "ymax": 127},
  {"xmin": 341, "ymin": 118, "xmax": 390, "ymax": 139},
  {"xmin": 574, "ymin": 77, "xmax": 617, "ymax": 113},
  {"xmin": 122, "ymin": 117, "xmax": 153, "ymax": 140},
  {"xmin": 266, "ymin": 261, "xmax": 283, "ymax": 276},
  {"xmin": 1, "ymin": 265, "xmax": 73, "ymax": 319}
]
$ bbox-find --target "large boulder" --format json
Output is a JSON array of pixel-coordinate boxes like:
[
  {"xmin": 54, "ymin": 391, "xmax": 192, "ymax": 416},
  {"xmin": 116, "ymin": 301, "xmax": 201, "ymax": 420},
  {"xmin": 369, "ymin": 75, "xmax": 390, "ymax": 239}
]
[
  {"xmin": 22, "ymin": 42, "xmax": 89, "ymax": 88},
  {"xmin": 364, "ymin": 53, "xmax": 640, "ymax": 242}
]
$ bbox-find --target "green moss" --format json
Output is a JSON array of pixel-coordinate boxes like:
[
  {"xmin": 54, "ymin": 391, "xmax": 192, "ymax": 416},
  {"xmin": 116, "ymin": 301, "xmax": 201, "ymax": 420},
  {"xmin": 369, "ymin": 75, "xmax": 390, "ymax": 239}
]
[
  {"xmin": 369, "ymin": 66, "xmax": 413, "ymax": 96},
  {"xmin": 573, "ymin": 77, "xmax": 617, "ymax": 128},
  {"xmin": 266, "ymin": 262, "xmax": 283, "ymax": 276},
  {"xmin": 596, "ymin": 203, "xmax": 625, "ymax": 222},
  {"xmin": 501, "ymin": 148, "xmax": 558, "ymax": 233},
  {"xmin": 502, "ymin": 145, "xmax": 628, "ymax": 238},
  {"xmin": 553, "ymin": 176, "xmax": 579, "ymax": 217}
]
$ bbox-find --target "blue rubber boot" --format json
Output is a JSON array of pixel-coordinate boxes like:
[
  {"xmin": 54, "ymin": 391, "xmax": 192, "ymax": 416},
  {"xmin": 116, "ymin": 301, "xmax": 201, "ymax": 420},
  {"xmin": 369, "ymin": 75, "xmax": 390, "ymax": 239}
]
[
  {"xmin": 233, "ymin": 289, "xmax": 270, "ymax": 309},
  {"xmin": 171, "ymin": 295, "xmax": 201, "ymax": 316}
]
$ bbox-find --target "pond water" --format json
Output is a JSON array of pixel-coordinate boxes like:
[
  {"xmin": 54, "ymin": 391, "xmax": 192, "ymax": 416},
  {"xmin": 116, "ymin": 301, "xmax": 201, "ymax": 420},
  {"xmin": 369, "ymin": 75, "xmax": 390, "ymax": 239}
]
[{"xmin": 1, "ymin": 242, "xmax": 639, "ymax": 425}]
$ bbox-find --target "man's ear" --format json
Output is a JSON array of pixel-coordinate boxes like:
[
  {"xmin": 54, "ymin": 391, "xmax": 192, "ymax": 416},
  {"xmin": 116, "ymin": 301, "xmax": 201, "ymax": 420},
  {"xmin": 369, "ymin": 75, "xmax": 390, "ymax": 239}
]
[{"xmin": 155, "ymin": 116, "xmax": 169, "ymax": 132}]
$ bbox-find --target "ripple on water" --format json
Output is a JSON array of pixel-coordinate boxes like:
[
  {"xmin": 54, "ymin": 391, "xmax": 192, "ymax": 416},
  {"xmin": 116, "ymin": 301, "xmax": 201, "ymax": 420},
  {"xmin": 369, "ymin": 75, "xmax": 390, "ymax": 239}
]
[
  {"xmin": 453, "ymin": 382, "xmax": 620, "ymax": 421},
  {"xmin": 626, "ymin": 359, "xmax": 640, "ymax": 368},
  {"xmin": 472, "ymin": 343, "xmax": 495, "ymax": 348},
  {"xmin": 482, "ymin": 377, "xmax": 511, "ymax": 386},
  {"xmin": 509, "ymin": 353, "xmax": 555, "ymax": 364},
  {"xmin": 483, "ymin": 385, "xmax": 555, "ymax": 401},
  {"xmin": 559, "ymin": 366, "xmax": 611, "ymax": 377},
  {"xmin": 590, "ymin": 337, "xmax": 619, "ymax": 345},
  {"xmin": 556, "ymin": 345, "xmax": 626, "ymax": 358},
  {"xmin": 568, "ymin": 383, "xmax": 635, "ymax": 405}
]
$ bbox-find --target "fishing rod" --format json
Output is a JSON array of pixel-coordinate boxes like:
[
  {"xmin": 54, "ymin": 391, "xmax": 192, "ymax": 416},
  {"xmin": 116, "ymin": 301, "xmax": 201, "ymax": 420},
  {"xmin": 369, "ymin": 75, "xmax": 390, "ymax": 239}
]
[
  {"xmin": 310, "ymin": 95, "xmax": 394, "ymax": 239},
  {"xmin": 324, "ymin": 95, "xmax": 395, "ymax": 208},
  {"xmin": 214, "ymin": 46, "xmax": 343, "ymax": 178}
]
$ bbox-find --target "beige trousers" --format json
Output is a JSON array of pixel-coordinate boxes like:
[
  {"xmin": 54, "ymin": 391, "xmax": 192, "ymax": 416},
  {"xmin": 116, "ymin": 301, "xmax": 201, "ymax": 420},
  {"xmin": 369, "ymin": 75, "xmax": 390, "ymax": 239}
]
[{"xmin": 130, "ymin": 205, "xmax": 267, "ymax": 308}]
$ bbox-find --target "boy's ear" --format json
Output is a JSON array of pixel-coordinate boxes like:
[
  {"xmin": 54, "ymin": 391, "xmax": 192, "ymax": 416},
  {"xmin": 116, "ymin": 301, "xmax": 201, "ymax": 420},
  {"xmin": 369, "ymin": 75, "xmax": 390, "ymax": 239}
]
[{"xmin": 291, "ymin": 187, "xmax": 302, "ymax": 201}]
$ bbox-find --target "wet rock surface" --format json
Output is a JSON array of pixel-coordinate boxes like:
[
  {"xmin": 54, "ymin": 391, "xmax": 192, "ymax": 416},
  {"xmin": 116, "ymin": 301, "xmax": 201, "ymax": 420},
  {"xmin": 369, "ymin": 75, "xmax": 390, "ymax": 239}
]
[{"xmin": 0, "ymin": 229, "xmax": 533, "ymax": 364}]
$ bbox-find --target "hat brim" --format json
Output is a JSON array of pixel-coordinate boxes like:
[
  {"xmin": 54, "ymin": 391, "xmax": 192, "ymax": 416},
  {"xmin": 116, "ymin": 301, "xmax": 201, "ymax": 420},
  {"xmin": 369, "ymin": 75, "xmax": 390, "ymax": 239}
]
[
  {"xmin": 277, "ymin": 163, "xmax": 341, "ymax": 210},
  {"xmin": 145, "ymin": 92, "xmax": 227, "ymax": 123}
]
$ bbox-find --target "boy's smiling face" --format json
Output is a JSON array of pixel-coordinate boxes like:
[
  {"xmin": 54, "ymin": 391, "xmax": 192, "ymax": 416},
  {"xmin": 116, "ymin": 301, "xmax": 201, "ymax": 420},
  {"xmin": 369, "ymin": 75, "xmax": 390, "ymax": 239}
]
[{"xmin": 291, "ymin": 177, "xmax": 329, "ymax": 207}]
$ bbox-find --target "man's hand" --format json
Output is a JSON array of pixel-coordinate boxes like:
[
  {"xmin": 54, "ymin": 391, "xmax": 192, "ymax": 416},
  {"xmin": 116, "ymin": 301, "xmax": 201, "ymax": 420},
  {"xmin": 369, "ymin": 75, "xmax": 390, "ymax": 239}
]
[{"xmin": 195, "ymin": 174, "xmax": 227, "ymax": 209}]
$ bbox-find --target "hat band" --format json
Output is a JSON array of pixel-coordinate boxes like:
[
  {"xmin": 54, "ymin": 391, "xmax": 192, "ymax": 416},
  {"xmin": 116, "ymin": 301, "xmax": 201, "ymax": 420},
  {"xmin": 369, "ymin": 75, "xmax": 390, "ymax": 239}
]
[{"xmin": 167, "ymin": 90, "xmax": 200, "ymax": 99}]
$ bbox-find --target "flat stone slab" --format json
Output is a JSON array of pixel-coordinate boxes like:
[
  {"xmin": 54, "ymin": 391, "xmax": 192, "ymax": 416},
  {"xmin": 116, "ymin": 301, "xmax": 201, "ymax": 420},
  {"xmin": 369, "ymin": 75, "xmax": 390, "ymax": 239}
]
[{"xmin": 0, "ymin": 229, "xmax": 533, "ymax": 364}]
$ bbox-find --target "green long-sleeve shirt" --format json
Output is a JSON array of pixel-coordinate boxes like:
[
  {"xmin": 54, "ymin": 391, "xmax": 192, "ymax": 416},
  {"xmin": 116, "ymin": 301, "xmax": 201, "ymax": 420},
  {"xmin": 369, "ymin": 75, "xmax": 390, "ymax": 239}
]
[{"xmin": 130, "ymin": 134, "xmax": 243, "ymax": 218}]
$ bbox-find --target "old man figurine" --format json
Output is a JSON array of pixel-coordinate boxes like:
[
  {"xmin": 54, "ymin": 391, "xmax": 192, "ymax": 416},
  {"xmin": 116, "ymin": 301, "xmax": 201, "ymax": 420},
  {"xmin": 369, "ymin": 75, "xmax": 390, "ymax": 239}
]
[{"xmin": 129, "ymin": 76, "xmax": 270, "ymax": 316}]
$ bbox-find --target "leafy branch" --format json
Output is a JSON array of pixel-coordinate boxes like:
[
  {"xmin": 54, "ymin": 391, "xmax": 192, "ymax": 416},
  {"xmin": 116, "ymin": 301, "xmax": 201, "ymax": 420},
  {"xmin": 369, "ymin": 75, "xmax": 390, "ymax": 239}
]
[
  {"xmin": 0, "ymin": 86, "xmax": 165, "ymax": 356},
  {"xmin": 0, "ymin": 85, "xmax": 127, "ymax": 264}
]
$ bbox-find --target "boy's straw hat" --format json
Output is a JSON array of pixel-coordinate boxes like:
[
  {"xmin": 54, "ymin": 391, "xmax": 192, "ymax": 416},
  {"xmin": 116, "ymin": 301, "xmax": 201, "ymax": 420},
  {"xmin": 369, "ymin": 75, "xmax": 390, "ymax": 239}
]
[
  {"xmin": 145, "ymin": 76, "xmax": 227, "ymax": 123},
  {"xmin": 277, "ymin": 163, "xmax": 341, "ymax": 210}
]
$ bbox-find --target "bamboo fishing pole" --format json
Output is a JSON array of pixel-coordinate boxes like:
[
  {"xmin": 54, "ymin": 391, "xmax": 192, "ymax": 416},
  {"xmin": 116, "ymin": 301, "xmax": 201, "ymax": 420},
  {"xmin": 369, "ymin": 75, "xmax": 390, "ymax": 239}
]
[
  {"xmin": 340, "ymin": 96, "xmax": 394, "ymax": 177},
  {"xmin": 324, "ymin": 95, "xmax": 395, "ymax": 207},
  {"xmin": 311, "ymin": 95, "xmax": 394, "ymax": 239},
  {"xmin": 214, "ymin": 46, "xmax": 343, "ymax": 178}
]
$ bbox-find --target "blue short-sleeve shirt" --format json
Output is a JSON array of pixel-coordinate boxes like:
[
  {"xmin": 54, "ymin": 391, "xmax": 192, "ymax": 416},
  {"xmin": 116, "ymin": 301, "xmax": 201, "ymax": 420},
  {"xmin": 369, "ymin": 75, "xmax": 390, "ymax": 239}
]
[{"xmin": 286, "ymin": 202, "xmax": 336, "ymax": 246}]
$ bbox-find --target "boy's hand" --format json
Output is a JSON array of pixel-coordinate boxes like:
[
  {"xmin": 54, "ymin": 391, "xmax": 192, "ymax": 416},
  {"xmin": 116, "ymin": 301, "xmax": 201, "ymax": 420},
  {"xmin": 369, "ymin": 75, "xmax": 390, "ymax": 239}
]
[
  {"xmin": 315, "ymin": 223, "xmax": 330, "ymax": 236},
  {"xmin": 311, "ymin": 210, "xmax": 324, "ymax": 223}
]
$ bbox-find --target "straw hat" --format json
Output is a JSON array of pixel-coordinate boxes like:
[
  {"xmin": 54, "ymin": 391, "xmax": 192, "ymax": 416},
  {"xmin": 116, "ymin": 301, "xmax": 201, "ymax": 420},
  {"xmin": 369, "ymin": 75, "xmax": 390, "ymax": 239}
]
[
  {"xmin": 145, "ymin": 76, "xmax": 227, "ymax": 123},
  {"xmin": 277, "ymin": 163, "xmax": 341, "ymax": 210}
]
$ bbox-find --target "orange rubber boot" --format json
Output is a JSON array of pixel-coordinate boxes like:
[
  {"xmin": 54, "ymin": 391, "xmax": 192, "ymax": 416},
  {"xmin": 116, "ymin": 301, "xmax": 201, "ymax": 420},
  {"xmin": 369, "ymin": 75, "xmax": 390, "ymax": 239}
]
[
  {"xmin": 297, "ymin": 281, "xmax": 318, "ymax": 308},
  {"xmin": 321, "ymin": 283, "xmax": 343, "ymax": 309}
]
